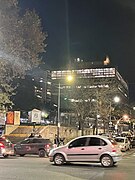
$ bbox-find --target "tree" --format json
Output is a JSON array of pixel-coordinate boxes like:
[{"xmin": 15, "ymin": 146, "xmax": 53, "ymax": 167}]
[
  {"xmin": 64, "ymin": 77, "xmax": 120, "ymax": 135},
  {"xmin": 0, "ymin": 0, "xmax": 47, "ymax": 110}
]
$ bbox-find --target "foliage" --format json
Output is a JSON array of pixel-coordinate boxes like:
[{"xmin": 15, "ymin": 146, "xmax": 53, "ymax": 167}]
[
  {"xmin": 64, "ymin": 77, "xmax": 120, "ymax": 133},
  {"xmin": 0, "ymin": 0, "xmax": 47, "ymax": 110}
]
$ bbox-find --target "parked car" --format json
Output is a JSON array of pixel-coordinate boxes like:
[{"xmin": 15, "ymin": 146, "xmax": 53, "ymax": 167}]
[
  {"xmin": 115, "ymin": 137, "xmax": 130, "ymax": 152},
  {"xmin": 49, "ymin": 135, "xmax": 122, "ymax": 167},
  {"xmin": 130, "ymin": 137, "xmax": 135, "ymax": 148},
  {"xmin": 121, "ymin": 131, "xmax": 133, "ymax": 137},
  {"xmin": 14, "ymin": 137, "xmax": 52, "ymax": 157},
  {"xmin": 0, "ymin": 136, "xmax": 14, "ymax": 157}
]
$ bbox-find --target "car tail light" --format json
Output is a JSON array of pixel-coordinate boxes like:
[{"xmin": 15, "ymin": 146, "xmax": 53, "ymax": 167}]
[
  {"xmin": 2, "ymin": 136, "xmax": 6, "ymax": 140},
  {"xmin": 45, "ymin": 144, "xmax": 50, "ymax": 149},
  {"xmin": 0, "ymin": 142, "xmax": 5, "ymax": 148},
  {"xmin": 111, "ymin": 144, "xmax": 117, "ymax": 152}
]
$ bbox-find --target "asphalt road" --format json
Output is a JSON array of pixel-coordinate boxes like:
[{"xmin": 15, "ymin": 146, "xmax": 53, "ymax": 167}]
[{"xmin": 0, "ymin": 150, "xmax": 135, "ymax": 180}]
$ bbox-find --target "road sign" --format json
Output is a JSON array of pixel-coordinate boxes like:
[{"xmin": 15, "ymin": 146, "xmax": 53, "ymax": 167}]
[
  {"xmin": 31, "ymin": 109, "xmax": 41, "ymax": 124},
  {"xmin": 14, "ymin": 111, "xmax": 20, "ymax": 125}
]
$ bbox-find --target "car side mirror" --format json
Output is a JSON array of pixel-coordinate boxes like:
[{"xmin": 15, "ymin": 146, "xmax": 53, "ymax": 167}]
[{"xmin": 68, "ymin": 144, "xmax": 73, "ymax": 148}]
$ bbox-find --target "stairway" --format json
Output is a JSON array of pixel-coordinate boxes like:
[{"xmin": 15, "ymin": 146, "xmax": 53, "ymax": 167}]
[{"xmin": 5, "ymin": 126, "xmax": 46, "ymax": 144}]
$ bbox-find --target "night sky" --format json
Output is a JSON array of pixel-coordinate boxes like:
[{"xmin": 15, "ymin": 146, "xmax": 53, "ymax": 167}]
[{"xmin": 18, "ymin": 0, "xmax": 135, "ymax": 102}]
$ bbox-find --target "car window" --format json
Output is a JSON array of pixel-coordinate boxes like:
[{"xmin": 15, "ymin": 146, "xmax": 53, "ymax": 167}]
[
  {"xmin": 32, "ymin": 139, "xmax": 51, "ymax": 143},
  {"xmin": 108, "ymin": 138, "xmax": 117, "ymax": 145},
  {"xmin": 39, "ymin": 139, "xmax": 50, "ymax": 143},
  {"xmin": 88, "ymin": 137, "xmax": 101, "ymax": 146},
  {"xmin": 21, "ymin": 139, "xmax": 32, "ymax": 144},
  {"xmin": 100, "ymin": 139, "xmax": 107, "ymax": 146},
  {"xmin": 32, "ymin": 139, "xmax": 43, "ymax": 143},
  {"xmin": 115, "ymin": 138, "xmax": 124, "ymax": 143},
  {"xmin": 32, "ymin": 139, "xmax": 39, "ymax": 143},
  {"xmin": 69, "ymin": 137, "xmax": 87, "ymax": 148}
]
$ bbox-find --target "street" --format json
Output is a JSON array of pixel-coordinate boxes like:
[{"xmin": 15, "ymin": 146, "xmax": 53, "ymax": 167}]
[{"xmin": 0, "ymin": 150, "xmax": 135, "ymax": 180}]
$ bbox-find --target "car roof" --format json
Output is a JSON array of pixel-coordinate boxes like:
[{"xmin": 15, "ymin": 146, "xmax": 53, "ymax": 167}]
[
  {"xmin": 68, "ymin": 135, "xmax": 109, "ymax": 143},
  {"xmin": 26, "ymin": 138, "xmax": 51, "ymax": 142}
]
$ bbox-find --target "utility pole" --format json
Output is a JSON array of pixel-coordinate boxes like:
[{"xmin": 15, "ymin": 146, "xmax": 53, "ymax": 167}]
[{"xmin": 57, "ymin": 82, "xmax": 61, "ymax": 140}]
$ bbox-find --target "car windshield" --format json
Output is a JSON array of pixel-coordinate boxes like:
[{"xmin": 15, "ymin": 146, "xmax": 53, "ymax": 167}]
[
  {"xmin": 115, "ymin": 138, "xmax": 124, "ymax": 143},
  {"xmin": 20, "ymin": 139, "xmax": 31, "ymax": 144}
]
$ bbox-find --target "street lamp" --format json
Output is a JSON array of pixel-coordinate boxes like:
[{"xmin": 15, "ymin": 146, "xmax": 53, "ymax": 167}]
[
  {"xmin": 66, "ymin": 75, "xmax": 73, "ymax": 82},
  {"xmin": 57, "ymin": 75, "xmax": 73, "ymax": 140},
  {"xmin": 57, "ymin": 82, "xmax": 61, "ymax": 140}
]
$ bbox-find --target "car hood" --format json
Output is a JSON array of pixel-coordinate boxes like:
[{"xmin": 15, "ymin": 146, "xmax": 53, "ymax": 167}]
[{"xmin": 53, "ymin": 145, "xmax": 67, "ymax": 151}]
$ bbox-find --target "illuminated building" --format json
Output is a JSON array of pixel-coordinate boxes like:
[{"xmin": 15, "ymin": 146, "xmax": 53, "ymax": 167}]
[
  {"xmin": 51, "ymin": 61, "xmax": 128, "ymax": 128},
  {"xmin": 28, "ymin": 66, "xmax": 52, "ymax": 109},
  {"xmin": 51, "ymin": 67, "xmax": 128, "ymax": 101}
]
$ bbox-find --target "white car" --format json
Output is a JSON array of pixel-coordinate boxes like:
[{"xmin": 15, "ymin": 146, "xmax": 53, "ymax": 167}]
[
  {"xmin": 115, "ymin": 137, "xmax": 130, "ymax": 152},
  {"xmin": 49, "ymin": 135, "xmax": 122, "ymax": 167}
]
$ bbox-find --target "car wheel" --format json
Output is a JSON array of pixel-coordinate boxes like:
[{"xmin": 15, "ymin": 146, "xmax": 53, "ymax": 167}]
[
  {"xmin": 39, "ymin": 149, "xmax": 45, "ymax": 157},
  {"xmin": 3, "ymin": 154, "xmax": 8, "ymax": 158},
  {"xmin": 54, "ymin": 154, "xmax": 65, "ymax": 165},
  {"xmin": 100, "ymin": 155, "xmax": 113, "ymax": 167},
  {"xmin": 20, "ymin": 154, "xmax": 25, "ymax": 157}
]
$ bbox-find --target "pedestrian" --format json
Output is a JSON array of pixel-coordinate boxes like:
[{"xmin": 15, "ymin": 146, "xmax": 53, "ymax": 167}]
[
  {"xmin": 60, "ymin": 137, "xmax": 65, "ymax": 145},
  {"xmin": 54, "ymin": 134, "xmax": 60, "ymax": 147}
]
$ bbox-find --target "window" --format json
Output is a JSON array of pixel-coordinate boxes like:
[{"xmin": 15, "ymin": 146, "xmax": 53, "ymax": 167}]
[
  {"xmin": 69, "ymin": 137, "xmax": 87, "ymax": 148},
  {"xmin": 109, "ymin": 138, "xmax": 117, "ymax": 145},
  {"xmin": 115, "ymin": 138, "xmax": 124, "ymax": 143},
  {"xmin": 32, "ymin": 139, "xmax": 40, "ymax": 143},
  {"xmin": 100, "ymin": 139, "xmax": 107, "ymax": 146},
  {"xmin": 88, "ymin": 137, "xmax": 101, "ymax": 146},
  {"xmin": 21, "ymin": 139, "xmax": 31, "ymax": 144}
]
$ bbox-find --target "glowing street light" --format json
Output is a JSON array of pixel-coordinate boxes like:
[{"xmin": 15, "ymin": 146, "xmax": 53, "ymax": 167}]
[
  {"xmin": 67, "ymin": 75, "xmax": 73, "ymax": 82},
  {"xmin": 133, "ymin": 107, "xmax": 135, "ymax": 111},
  {"xmin": 109, "ymin": 96, "xmax": 120, "ymax": 131}
]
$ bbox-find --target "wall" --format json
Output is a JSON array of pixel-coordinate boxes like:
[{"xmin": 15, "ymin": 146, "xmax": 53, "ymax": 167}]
[
  {"xmin": 5, "ymin": 125, "xmax": 19, "ymax": 135},
  {"xmin": 5, "ymin": 125, "xmax": 99, "ymax": 143}
]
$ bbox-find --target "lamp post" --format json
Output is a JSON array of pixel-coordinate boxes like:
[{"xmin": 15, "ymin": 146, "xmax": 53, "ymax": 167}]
[
  {"xmin": 57, "ymin": 75, "xmax": 73, "ymax": 140},
  {"xmin": 109, "ymin": 96, "xmax": 120, "ymax": 132},
  {"xmin": 57, "ymin": 82, "xmax": 61, "ymax": 140}
]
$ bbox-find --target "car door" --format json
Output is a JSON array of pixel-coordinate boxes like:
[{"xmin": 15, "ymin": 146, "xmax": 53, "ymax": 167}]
[
  {"xmin": 66, "ymin": 137, "xmax": 88, "ymax": 161},
  {"xmin": 74, "ymin": 137, "xmax": 107, "ymax": 161},
  {"xmin": 31, "ymin": 138, "xmax": 42, "ymax": 154},
  {"xmin": 20, "ymin": 139, "xmax": 33, "ymax": 154},
  {"xmin": 85, "ymin": 137, "xmax": 107, "ymax": 161}
]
